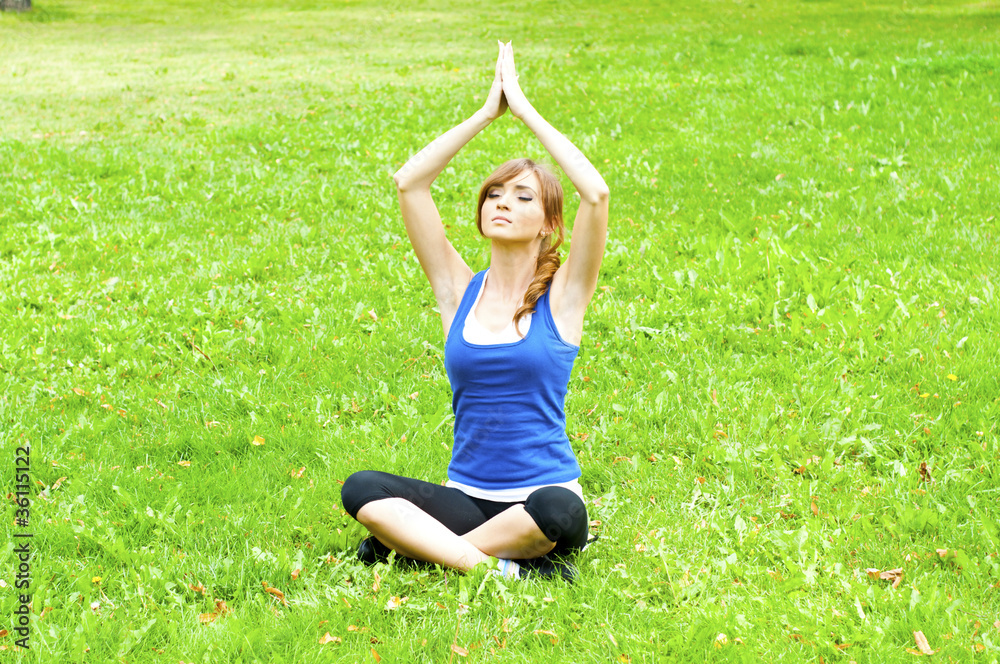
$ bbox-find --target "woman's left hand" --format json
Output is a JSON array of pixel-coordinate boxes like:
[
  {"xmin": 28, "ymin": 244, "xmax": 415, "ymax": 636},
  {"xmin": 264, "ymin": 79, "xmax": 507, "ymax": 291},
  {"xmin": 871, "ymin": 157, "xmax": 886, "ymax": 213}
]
[
  {"xmin": 480, "ymin": 41, "xmax": 509, "ymax": 121},
  {"xmin": 500, "ymin": 42, "xmax": 534, "ymax": 119}
]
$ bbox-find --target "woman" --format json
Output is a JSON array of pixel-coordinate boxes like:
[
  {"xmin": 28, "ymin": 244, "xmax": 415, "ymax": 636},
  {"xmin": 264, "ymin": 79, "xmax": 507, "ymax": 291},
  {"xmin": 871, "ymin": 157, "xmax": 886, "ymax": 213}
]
[{"xmin": 341, "ymin": 42, "xmax": 609, "ymax": 579}]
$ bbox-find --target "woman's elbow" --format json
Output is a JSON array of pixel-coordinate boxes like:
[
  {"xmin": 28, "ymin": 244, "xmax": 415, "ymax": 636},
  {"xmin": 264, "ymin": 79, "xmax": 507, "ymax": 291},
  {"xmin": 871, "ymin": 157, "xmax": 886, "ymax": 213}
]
[
  {"xmin": 582, "ymin": 185, "xmax": 610, "ymax": 206},
  {"xmin": 392, "ymin": 170, "xmax": 409, "ymax": 192},
  {"xmin": 393, "ymin": 171, "xmax": 428, "ymax": 194}
]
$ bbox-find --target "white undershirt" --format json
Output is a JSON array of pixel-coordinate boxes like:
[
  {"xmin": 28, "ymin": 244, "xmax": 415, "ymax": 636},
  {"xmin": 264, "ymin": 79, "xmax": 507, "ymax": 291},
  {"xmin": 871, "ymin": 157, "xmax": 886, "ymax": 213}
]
[
  {"xmin": 452, "ymin": 270, "xmax": 583, "ymax": 502},
  {"xmin": 447, "ymin": 477, "xmax": 584, "ymax": 502},
  {"xmin": 462, "ymin": 269, "xmax": 531, "ymax": 344}
]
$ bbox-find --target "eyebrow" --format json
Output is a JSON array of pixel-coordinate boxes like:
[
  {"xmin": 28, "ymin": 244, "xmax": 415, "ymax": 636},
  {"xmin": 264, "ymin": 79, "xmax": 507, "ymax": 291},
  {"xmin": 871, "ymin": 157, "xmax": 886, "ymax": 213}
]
[{"xmin": 488, "ymin": 183, "xmax": 537, "ymax": 194}]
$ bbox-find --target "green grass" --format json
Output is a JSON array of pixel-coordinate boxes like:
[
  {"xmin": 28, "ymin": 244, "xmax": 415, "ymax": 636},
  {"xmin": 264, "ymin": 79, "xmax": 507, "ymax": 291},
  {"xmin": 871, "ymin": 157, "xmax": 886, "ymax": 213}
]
[{"xmin": 2, "ymin": 0, "xmax": 999, "ymax": 661}]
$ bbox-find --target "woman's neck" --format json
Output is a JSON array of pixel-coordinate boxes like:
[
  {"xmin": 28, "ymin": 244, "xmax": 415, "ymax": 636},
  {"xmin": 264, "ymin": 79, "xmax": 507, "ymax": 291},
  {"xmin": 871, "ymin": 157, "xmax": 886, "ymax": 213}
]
[{"xmin": 487, "ymin": 242, "xmax": 538, "ymax": 303}]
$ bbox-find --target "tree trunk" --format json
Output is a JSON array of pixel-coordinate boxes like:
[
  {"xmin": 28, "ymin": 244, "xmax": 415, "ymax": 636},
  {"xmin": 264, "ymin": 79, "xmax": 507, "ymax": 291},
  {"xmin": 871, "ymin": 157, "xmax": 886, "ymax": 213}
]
[{"xmin": 0, "ymin": 0, "xmax": 32, "ymax": 11}]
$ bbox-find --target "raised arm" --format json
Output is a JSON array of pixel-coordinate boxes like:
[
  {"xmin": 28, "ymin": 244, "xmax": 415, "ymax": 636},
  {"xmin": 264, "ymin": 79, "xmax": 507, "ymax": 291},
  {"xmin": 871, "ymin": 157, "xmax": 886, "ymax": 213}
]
[
  {"xmin": 393, "ymin": 43, "xmax": 508, "ymax": 335},
  {"xmin": 499, "ymin": 43, "xmax": 610, "ymax": 329}
]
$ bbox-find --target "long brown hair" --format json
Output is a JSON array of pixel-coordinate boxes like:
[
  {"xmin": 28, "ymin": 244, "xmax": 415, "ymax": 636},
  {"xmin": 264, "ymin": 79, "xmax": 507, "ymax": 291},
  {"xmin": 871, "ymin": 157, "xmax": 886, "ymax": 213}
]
[{"xmin": 475, "ymin": 158, "xmax": 565, "ymax": 336}]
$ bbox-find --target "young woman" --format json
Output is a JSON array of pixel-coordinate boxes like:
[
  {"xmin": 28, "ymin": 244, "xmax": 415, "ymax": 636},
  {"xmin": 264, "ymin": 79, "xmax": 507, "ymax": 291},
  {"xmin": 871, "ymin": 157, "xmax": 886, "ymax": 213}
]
[{"xmin": 340, "ymin": 42, "xmax": 609, "ymax": 579}]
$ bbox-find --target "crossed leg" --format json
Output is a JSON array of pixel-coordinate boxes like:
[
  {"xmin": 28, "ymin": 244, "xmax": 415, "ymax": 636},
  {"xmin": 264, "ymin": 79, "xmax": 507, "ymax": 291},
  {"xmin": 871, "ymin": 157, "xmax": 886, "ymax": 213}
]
[
  {"xmin": 342, "ymin": 470, "xmax": 586, "ymax": 572},
  {"xmin": 355, "ymin": 499, "xmax": 554, "ymax": 571}
]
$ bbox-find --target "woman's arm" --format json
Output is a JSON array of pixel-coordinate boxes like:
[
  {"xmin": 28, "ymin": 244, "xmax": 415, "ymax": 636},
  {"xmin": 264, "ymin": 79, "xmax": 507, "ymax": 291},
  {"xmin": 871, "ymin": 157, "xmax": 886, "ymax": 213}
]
[
  {"xmin": 500, "ymin": 43, "xmax": 610, "ymax": 329},
  {"xmin": 393, "ymin": 44, "xmax": 508, "ymax": 335}
]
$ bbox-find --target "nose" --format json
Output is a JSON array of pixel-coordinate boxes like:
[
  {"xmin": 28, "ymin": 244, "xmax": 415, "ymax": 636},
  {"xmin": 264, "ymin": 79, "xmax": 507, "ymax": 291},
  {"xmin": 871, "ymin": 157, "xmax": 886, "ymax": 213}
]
[{"xmin": 496, "ymin": 192, "xmax": 511, "ymax": 209}]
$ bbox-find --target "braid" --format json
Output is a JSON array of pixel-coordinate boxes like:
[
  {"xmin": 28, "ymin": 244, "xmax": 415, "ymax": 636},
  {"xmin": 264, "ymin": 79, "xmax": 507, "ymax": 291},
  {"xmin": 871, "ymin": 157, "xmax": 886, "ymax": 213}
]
[{"xmin": 514, "ymin": 234, "xmax": 563, "ymax": 337}]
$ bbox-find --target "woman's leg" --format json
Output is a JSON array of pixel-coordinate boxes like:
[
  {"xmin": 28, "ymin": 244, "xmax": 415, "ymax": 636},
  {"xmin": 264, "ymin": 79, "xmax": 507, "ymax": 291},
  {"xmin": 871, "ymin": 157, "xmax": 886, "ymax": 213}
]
[
  {"xmin": 341, "ymin": 471, "xmax": 494, "ymax": 571},
  {"xmin": 462, "ymin": 486, "xmax": 590, "ymax": 559},
  {"xmin": 356, "ymin": 498, "xmax": 490, "ymax": 571},
  {"xmin": 461, "ymin": 505, "xmax": 557, "ymax": 559},
  {"xmin": 341, "ymin": 473, "xmax": 589, "ymax": 571},
  {"xmin": 524, "ymin": 486, "xmax": 590, "ymax": 556}
]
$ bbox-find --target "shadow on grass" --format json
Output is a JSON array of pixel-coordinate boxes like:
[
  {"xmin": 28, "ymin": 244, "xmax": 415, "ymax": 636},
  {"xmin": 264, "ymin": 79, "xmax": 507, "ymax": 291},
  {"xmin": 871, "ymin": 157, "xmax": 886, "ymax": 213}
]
[{"xmin": 2, "ymin": 2, "xmax": 74, "ymax": 22}]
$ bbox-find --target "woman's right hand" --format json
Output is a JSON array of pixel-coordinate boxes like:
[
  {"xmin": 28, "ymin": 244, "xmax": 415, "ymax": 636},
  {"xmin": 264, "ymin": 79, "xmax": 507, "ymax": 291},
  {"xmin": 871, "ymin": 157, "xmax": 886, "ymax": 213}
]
[{"xmin": 480, "ymin": 41, "xmax": 508, "ymax": 121}]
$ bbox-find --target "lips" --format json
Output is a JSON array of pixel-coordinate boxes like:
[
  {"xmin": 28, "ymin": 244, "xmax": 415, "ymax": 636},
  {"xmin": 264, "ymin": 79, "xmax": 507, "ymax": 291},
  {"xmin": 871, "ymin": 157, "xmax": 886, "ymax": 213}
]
[{"xmin": 492, "ymin": 216, "xmax": 511, "ymax": 223}]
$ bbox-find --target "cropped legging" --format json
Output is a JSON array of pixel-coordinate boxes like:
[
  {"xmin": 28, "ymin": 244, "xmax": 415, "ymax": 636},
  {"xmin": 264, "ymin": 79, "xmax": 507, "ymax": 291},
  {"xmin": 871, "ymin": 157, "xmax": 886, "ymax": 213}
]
[{"xmin": 341, "ymin": 470, "xmax": 589, "ymax": 556}]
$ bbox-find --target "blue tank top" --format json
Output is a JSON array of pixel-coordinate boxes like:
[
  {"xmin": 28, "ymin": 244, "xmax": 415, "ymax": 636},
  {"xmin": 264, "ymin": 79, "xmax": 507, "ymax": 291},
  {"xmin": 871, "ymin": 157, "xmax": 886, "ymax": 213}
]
[{"xmin": 444, "ymin": 270, "xmax": 581, "ymax": 490}]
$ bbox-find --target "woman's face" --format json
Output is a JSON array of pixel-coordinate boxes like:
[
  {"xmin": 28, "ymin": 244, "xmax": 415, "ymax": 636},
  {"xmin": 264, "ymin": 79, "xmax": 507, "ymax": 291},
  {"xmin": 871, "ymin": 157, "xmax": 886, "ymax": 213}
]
[{"xmin": 480, "ymin": 170, "xmax": 548, "ymax": 244}]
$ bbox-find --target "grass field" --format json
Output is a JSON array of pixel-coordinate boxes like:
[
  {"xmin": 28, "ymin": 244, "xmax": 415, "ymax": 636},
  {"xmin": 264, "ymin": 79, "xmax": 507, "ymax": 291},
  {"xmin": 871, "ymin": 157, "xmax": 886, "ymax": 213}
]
[{"xmin": 2, "ymin": 0, "xmax": 999, "ymax": 661}]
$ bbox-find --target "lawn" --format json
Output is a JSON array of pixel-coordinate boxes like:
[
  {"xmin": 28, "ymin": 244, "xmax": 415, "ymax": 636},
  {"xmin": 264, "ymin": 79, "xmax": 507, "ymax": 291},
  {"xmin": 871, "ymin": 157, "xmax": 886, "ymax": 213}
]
[{"xmin": 1, "ymin": 0, "xmax": 999, "ymax": 661}]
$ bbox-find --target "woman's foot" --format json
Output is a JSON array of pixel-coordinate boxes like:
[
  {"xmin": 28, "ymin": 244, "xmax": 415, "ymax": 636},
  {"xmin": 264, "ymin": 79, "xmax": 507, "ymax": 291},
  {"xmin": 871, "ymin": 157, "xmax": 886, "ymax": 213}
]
[
  {"xmin": 356, "ymin": 537, "xmax": 431, "ymax": 569},
  {"xmin": 490, "ymin": 555, "xmax": 576, "ymax": 583},
  {"xmin": 517, "ymin": 554, "xmax": 577, "ymax": 583},
  {"xmin": 356, "ymin": 537, "xmax": 392, "ymax": 565}
]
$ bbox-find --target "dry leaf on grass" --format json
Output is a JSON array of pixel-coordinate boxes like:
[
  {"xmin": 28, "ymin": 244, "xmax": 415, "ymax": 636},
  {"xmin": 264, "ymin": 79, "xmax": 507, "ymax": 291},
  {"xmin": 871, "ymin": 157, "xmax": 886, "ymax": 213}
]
[
  {"xmin": 198, "ymin": 600, "xmax": 230, "ymax": 624},
  {"xmin": 252, "ymin": 435, "xmax": 265, "ymax": 446},
  {"xmin": 385, "ymin": 595, "xmax": 407, "ymax": 610},
  {"xmin": 532, "ymin": 629, "xmax": 558, "ymax": 644},
  {"xmin": 450, "ymin": 644, "xmax": 469, "ymax": 657},
  {"xmin": 318, "ymin": 632, "xmax": 341, "ymax": 645},
  {"xmin": 865, "ymin": 567, "xmax": 903, "ymax": 589},
  {"xmin": 911, "ymin": 631, "xmax": 934, "ymax": 655},
  {"xmin": 262, "ymin": 582, "xmax": 288, "ymax": 606}
]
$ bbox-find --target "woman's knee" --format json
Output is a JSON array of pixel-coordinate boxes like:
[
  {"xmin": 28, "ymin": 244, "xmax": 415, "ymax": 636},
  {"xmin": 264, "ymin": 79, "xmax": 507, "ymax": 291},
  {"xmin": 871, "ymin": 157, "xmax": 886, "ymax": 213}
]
[
  {"xmin": 523, "ymin": 486, "xmax": 589, "ymax": 551},
  {"xmin": 341, "ymin": 470, "xmax": 390, "ymax": 519}
]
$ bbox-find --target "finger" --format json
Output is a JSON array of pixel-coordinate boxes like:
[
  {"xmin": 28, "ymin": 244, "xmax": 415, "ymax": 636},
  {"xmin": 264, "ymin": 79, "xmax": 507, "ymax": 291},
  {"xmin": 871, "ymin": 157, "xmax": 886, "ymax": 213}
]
[{"xmin": 496, "ymin": 41, "xmax": 505, "ymax": 78}]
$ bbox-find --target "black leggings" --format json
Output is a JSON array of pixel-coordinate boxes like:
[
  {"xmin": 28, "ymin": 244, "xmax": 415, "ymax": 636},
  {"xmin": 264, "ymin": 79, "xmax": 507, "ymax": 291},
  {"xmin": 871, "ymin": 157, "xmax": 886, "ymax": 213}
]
[{"xmin": 341, "ymin": 470, "xmax": 589, "ymax": 556}]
